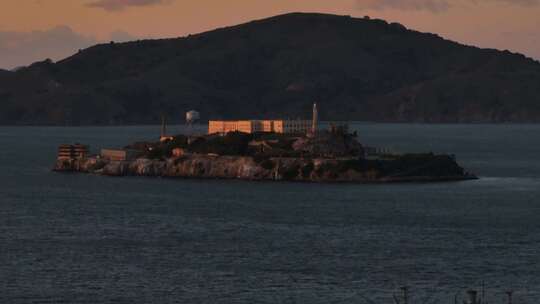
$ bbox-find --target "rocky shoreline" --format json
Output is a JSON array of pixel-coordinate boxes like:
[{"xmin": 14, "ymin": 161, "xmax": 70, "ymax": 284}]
[{"xmin": 54, "ymin": 154, "xmax": 477, "ymax": 183}]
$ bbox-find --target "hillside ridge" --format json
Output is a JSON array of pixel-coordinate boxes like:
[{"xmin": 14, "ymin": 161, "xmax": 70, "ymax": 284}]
[{"xmin": 1, "ymin": 12, "xmax": 540, "ymax": 125}]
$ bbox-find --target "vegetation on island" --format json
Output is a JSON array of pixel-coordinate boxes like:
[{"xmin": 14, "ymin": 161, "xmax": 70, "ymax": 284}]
[
  {"xmin": 119, "ymin": 130, "xmax": 467, "ymax": 180},
  {"xmin": 128, "ymin": 131, "xmax": 330, "ymax": 159},
  {"xmin": 127, "ymin": 125, "xmax": 363, "ymax": 159}
]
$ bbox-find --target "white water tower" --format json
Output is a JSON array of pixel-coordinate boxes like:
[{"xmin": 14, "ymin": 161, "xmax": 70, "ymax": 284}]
[{"xmin": 186, "ymin": 110, "xmax": 200, "ymax": 125}]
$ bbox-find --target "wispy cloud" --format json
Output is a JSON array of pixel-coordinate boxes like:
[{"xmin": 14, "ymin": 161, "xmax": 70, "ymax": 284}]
[
  {"xmin": 0, "ymin": 27, "xmax": 138, "ymax": 69},
  {"xmin": 0, "ymin": 26, "xmax": 96, "ymax": 69},
  {"xmin": 494, "ymin": 0, "xmax": 540, "ymax": 5},
  {"xmin": 86, "ymin": 0, "xmax": 174, "ymax": 12},
  {"xmin": 355, "ymin": 0, "xmax": 540, "ymax": 12},
  {"xmin": 356, "ymin": 0, "xmax": 450, "ymax": 12}
]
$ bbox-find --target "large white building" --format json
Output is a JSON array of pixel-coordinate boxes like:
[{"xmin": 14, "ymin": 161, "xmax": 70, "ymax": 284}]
[{"xmin": 208, "ymin": 103, "xmax": 319, "ymax": 135}]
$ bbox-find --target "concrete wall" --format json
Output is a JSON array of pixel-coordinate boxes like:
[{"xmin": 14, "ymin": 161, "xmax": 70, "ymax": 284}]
[{"xmin": 100, "ymin": 149, "xmax": 141, "ymax": 161}]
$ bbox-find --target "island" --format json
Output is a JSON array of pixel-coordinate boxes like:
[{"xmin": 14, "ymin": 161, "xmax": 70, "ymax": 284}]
[{"xmin": 53, "ymin": 112, "xmax": 477, "ymax": 183}]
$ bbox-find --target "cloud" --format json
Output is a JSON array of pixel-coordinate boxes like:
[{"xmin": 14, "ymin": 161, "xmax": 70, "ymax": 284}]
[
  {"xmin": 86, "ymin": 0, "xmax": 173, "ymax": 11},
  {"xmin": 0, "ymin": 26, "xmax": 139, "ymax": 70},
  {"xmin": 355, "ymin": 0, "xmax": 451, "ymax": 12},
  {"xmin": 0, "ymin": 26, "xmax": 96, "ymax": 70},
  {"xmin": 355, "ymin": 0, "xmax": 540, "ymax": 12},
  {"xmin": 493, "ymin": 0, "xmax": 540, "ymax": 5}
]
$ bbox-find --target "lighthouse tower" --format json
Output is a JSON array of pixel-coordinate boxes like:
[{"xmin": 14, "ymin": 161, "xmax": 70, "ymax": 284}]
[{"xmin": 311, "ymin": 102, "xmax": 318, "ymax": 136}]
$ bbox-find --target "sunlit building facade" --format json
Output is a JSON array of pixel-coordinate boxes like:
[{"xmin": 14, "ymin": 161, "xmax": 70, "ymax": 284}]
[
  {"xmin": 208, "ymin": 103, "xmax": 319, "ymax": 135},
  {"xmin": 209, "ymin": 119, "xmax": 313, "ymax": 135}
]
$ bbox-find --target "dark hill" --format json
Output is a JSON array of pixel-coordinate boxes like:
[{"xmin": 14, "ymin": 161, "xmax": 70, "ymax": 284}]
[
  {"xmin": 1, "ymin": 12, "xmax": 540, "ymax": 125},
  {"xmin": 0, "ymin": 69, "xmax": 11, "ymax": 79}
]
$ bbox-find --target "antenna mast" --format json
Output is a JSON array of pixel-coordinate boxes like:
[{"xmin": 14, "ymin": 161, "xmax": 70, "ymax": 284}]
[
  {"xmin": 161, "ymin": 114, "xmax": 167, "ymax": 138},
  {"xmin": 311, "ymin": 102, "xmax": 318, "ymax": 135}
]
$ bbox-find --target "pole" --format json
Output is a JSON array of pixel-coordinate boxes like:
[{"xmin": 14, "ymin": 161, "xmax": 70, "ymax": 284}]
[
  {"xmin": 506, "ymin": 291, "xmax": 513, "ymax": 304},
  {"xmin": 161, "ymin": 114, "xmax": 167, "ymax": 138},
  {"xmin": 401, "ymin": 286, "xmax": 409, "ymax": 304},
  {"xmin": 312, "ymin": 102, "xmax": 318, "ymax": 136}
]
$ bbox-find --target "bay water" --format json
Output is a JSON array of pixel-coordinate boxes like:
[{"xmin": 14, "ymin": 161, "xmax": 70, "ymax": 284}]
[{"xmin": 1, "ymin": 124, "xmax": 539, "ymax": 303}]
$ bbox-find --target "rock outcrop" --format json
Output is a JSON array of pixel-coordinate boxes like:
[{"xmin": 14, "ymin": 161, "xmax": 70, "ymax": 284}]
[{"xmin": 54, "ymin": 154, "xmax": 477, "ymax": 183}]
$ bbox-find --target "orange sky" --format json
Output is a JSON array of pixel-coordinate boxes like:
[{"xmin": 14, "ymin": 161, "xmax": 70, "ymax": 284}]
[{"xmin": 1, "ymin": 0, "xmax": 539, "ymax": 69}]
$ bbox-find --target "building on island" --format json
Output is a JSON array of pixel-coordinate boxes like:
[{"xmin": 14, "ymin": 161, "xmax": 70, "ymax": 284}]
[
  {"xmin": 57, "ymin": 144, "xmax": 89, "ymax": 160},
  {"xmin": 159, "ymin": 114, "xmax": 174, "ymax": 142},
  {"xmin": 208, "ymin": 119, "xmax": 313, "ymax": 134},
  {"xmin": 209, "ymin": 103, "xmax": 319, "ymax": 135},
  {"xmin": 100, "ymin": 149, "xmax": 142, "ymax": 161}
]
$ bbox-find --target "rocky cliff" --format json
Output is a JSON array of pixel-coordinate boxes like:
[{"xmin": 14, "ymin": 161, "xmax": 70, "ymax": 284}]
[{"xmin": 54, "ymin": 154, "xmax": 476, "ymax": 183}]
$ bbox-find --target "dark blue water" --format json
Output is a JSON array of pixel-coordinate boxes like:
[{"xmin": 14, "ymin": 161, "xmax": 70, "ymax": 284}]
[{"xmin": 1, "ymin": 124, "xmax": 539, "ymax": 304}]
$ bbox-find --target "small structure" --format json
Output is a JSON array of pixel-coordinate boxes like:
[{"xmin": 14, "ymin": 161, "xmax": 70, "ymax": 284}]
[
  {"xmin": 172, "ymin": 148, "xmax": 186, "ymax": 157},
  {"xmin": 247, "ymin": 139, "xmax": 285, "ymax": 155},
  {"xmin": 100, "ymin": 149, "xmax": 141, "ymax": 161},
  {"xmin": 506, "ymin": 291, "xmax": 513, "ymax": 304},
  {"xmin": 57, "ymin": 144, "xmax": 89, "ymax": 160},
  {"xmin": 186, "ymin": 110, "xmax": 200, "ymax": 125},
  {"xmin": 160, "ymin": 114, "xmax": 173, "ymax": 142},
  {"xmin": 73, "ymin": 144, "xmax": 89, "ymax": 159},
  {"xmin": 364, "ymin": 146, "xmax": 395, "ymax": 159},
  {"xmin": 465, "ymin": 290, "xmax": 478, "ymax": 304},
  {"xmin": 57, "ymin": 144, "xmax": 74, "ymax": 160}
]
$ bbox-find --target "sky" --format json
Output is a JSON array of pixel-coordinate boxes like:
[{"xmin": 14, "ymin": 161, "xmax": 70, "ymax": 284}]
[{"xmin": 0, "ymin": 0, "xmax": 539, "ymax": 69}]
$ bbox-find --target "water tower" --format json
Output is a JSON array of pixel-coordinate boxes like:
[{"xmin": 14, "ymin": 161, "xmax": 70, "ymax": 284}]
[
  {"xmin": 186, "ymin": 110, "xmax": 200, "ymax": 126},
  {"xmin": 186, "ymin": 110, "xmax": 200, "ymax": 135}
]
